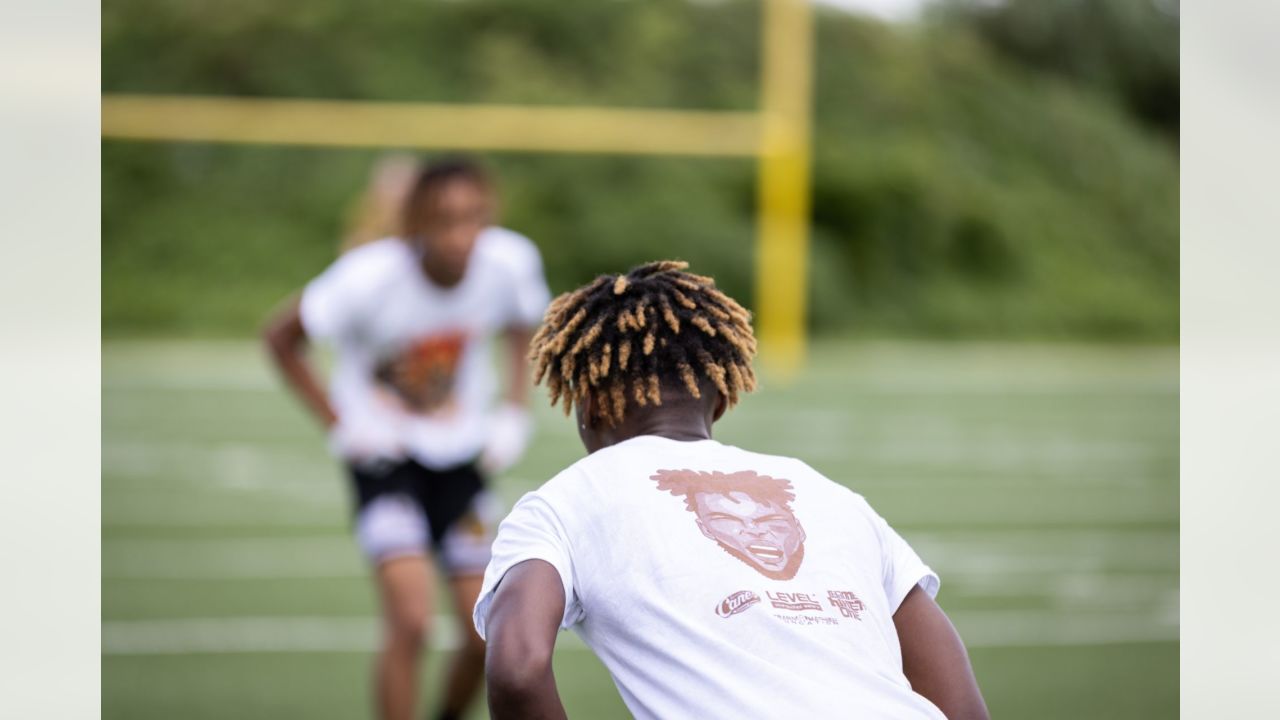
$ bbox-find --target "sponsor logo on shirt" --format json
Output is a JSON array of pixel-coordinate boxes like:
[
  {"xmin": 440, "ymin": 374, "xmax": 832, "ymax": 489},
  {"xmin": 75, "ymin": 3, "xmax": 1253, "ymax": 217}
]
[
  {"xmin": 773, "ymin": 614, "xmax": 840, "ymax": 626},
  {"xmin": 766, "ymin": 591, "xmax": 823, "ymax": 612},
  {"xmin": 712, "ymin": 587, "xmax": 872, "ymax": 627},
  {"xmin": 827, "ymin": 590, "xmax": 867, "ymax": 620},
  {"xmin": 715, "ymin": 590, "xmax": 761, "ymax": 618}
]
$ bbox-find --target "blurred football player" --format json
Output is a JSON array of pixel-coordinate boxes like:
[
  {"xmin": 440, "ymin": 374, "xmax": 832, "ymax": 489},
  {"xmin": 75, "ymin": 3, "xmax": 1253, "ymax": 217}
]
[{"xmin": 265, "ymin": 156, "xmax": 550, "ymax": 720}]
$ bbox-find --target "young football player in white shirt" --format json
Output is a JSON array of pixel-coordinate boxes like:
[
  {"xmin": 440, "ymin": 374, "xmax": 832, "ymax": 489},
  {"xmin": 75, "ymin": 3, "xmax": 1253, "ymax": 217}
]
[
  {"xmin": 264, "ymin": 157, "xmax": 551, "ymax": 720},
  {"xmin": 474, "ymin": 261, "xmax": 989, "ymax": 719}
]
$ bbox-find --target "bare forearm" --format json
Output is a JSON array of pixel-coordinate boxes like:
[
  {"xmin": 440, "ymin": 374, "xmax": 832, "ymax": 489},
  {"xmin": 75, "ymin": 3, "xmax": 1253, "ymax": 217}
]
[
  {"xmin": 904, "ymin": 654, "xmax": 989, "ymax": 720},
  {"xmin": 894, "ymin": 587, "xmax": 989, "ymax": 720},
  {"xmin": 504, "ymin": 326, "xmax": 534, "ymax": 406},
  {"xmin": 272, "ymin": 347, "xmax": 337, "ymax": 427},
  {"xmin": 263, "ymin": 299, "xmax": 338, "ymax": 428},
  {"xmin": 486, "ymin": 662, "xmax": 567, "ymax": 720}
]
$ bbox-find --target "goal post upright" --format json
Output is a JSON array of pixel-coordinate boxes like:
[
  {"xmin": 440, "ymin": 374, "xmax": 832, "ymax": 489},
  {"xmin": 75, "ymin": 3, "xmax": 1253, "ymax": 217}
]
[{"xmin": 755, "ymin": 0, "xmax": 814, "ymax": 379}]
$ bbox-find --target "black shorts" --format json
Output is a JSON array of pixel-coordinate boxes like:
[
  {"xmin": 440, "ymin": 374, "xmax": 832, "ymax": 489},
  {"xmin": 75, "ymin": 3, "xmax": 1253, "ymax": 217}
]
[{"xmin": 348, "ymin": 458, "xmax": 497, "ymax": 572}]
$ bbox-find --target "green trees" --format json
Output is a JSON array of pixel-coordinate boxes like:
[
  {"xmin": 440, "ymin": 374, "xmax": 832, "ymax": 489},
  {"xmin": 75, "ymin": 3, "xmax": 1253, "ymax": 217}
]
[
  {"xmin": 103, "ymin": 0, "xmax": 1176, "ymax": 339},
  {"xmin": 933, "ymin": 0, "xmax": 1179, "ymax": 135}
]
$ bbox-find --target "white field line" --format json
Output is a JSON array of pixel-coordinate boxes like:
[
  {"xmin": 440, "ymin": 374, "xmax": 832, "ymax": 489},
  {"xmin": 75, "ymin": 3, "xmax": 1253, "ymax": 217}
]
[
  {"xmin": 103, "ymin": 370, "xmax": 1176, "ymax": 396},
  {"xmin": 103, "ymin": 530, "xmax": 1178, "ymax": 581},
  {"xmin": 101, "ymin": 610, "xmax": 1177, "ymax": 656},
  {"xmin": 103, "ymin": 440, "xmax": 341, "ymax": 498},
  {"xmin": 103, "ymin": 377, "xmax": 279, "ymax": 392},
  {"xmin": 104, "ymin": 536, "xmax": 365, "ymax": 580},
  {"xmin": 101, "ymin": 433, "xmax": 1168, "ymax": 512}
]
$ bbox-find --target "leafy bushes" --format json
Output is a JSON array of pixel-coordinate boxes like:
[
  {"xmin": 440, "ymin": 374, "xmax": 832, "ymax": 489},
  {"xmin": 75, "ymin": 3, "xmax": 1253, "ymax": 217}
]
[{"xmin": 103, "ymin": 0, "xmax": 1176, "ymax": 339}]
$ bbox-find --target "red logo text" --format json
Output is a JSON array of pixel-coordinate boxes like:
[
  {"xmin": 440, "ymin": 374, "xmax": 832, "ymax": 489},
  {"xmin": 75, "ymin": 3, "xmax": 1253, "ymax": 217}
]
[
  {"xmin": 827, "ymin": 590, "xmax": 867, "ymax": 620},
  {"xmin": 716, "ymin": 590, "xmax": 762, "ymax": 618},
  {"xmin": 767, "ymin": 591, "xmax": 824, "ymax": 612}
]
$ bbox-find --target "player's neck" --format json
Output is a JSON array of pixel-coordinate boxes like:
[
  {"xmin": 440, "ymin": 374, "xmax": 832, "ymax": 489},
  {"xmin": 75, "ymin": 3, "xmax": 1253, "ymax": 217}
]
[
  {"xmin": 601, "ymin": 411, "xmax": 714, "ymax": 448},
  {"xmin": 580, "ymin": 384, "xmax": 723, "ymax": 453},
  {"xmin": 419, "ymin": 255, "xmax": 466, "ymax": 288}
]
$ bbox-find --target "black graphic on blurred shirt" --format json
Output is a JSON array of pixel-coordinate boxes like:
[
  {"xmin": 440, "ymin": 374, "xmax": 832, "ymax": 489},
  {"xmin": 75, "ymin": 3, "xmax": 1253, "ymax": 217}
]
[{"xmin": 375, "ymin": 331, "xmax": 467, "ymax": 413}]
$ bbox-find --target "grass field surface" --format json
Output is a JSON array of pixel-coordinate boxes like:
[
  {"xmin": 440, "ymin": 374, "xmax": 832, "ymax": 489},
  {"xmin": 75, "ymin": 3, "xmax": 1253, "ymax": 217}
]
[{"xmin": 103, "ymin": 339, "xmax": 1178, "ymax": 718}]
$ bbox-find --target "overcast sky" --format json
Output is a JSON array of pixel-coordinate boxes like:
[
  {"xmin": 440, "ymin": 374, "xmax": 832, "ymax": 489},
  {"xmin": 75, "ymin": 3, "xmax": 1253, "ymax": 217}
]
[{"xmin": 814, "ymin": 0, "xmax": 934, "ymax": 22}]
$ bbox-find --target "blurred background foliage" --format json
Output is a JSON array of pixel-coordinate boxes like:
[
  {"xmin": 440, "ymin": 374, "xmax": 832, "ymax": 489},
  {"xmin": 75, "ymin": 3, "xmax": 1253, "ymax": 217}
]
[
  {"xmin": 933, "ymin": 0, "xmax": 1179, "ymax": 135},
  {"xmin": 102, "ymin": 0, "xmax": 1177, "ymax": 339}
]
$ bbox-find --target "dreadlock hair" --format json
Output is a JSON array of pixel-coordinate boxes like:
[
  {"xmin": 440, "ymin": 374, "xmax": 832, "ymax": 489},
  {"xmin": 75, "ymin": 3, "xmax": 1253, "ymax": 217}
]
[
  {"xmin": 530, "ymin": 260, "xmax": 758, "ymax": 427},
  {"xmin": 399, "ymin": 155, "xmax": 493, "ymax": 239}
]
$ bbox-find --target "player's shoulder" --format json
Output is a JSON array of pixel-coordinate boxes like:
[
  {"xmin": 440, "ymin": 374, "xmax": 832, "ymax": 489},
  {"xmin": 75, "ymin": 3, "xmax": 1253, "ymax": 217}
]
[
  {"xmin": 712, "ymin": 442, "xmax": 819, "ymax": 479},
  {"xmin": 725, "ymin": 445, "xmax": 869, "ymax": 506},
  {"xmin": 477, "ymin": 225, "xmax": 538, "ymax": 253},
  {"xmin": 304, "ymin": 238, "xmax": 412, "ymax": 312},
  {"xmin": 538, "ymin": 450, "xmax": 606, "ymax": 495},
  {"xmin": 511, "ymin": 457, "xmax": 598, "ymax": 525},
  {"xmin": 327, "ymin": 237, "xmax": 413, "ymax": 278},
  {"xmin": 528, "ymin": 441, "xmax": 640, "ymax": 507},
  {"xmin": 474, "ymin": 226, "xmax": 544, "ymax": 274}
]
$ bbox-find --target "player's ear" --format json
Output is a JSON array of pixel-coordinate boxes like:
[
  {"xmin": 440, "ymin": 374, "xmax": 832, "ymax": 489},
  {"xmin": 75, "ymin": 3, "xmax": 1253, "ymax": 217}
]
[
  {"xmin": 712, "ymin": 391, "xmax": 728, "ymax": 422},
  {"xmin": 577, "ymin": 394, "xmax": 606, "ymax": 434}
]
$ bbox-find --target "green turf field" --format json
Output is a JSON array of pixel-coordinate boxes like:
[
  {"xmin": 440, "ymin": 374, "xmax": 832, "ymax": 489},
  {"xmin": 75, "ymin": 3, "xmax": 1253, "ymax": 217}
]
[{"xmin": 103, "ymin": 339, "xmax": 1178, "ymax": 719}]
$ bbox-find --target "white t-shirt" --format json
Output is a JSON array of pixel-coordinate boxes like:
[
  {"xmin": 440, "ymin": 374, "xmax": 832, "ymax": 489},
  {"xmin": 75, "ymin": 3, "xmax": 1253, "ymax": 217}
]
[
  {"xmin": 299, "ymin": 228, "xmax": 551, "ymax": 469},
  {"xmin": 474, "ymin": 435, "xmax": 945, "ymax": 719}
]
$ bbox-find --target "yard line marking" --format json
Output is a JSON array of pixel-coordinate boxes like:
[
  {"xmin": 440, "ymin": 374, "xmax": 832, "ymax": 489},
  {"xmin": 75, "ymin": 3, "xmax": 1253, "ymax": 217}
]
[
  {"xmin": 102, "ymin": 612, "xmax": 1176, "ymax": 655},
  {"xmin": 947, "ymin": 609, "xmax": 1179, "ymax": 648},
  {"xmin": 102, "ymin": 365, "xmax": 1177, "ymax": 395},
  {"xmin": 101, "ymin": 532, "xmax": 1179, "ymax": 601},
  {"xmin": 104, "ymin": 535, "xmax": 362, "ymax": 579},
  {"xmin": 101, "ymin": 616, "xmax": 580, "ymax": 655}
]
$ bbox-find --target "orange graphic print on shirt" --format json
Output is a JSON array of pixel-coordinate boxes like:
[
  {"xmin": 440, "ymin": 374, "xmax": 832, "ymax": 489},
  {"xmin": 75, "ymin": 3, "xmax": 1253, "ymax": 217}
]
[
  {"xmin": 652, "ymin": 469, "xmax": 806, "ymax": 581},
  {"xmin": 375, "ymin": 330, "xmax": 467, "ymax": 414}
]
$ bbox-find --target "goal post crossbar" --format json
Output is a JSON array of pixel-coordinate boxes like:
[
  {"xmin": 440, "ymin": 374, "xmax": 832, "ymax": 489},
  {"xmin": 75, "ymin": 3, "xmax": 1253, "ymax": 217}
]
[{"xmin": 101, "ymin": 0, "xmax": 813, "ymax": 375}]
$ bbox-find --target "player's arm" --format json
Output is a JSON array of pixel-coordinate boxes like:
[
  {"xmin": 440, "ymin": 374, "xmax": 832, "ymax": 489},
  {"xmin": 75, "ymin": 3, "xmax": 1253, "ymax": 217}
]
[
  {"xmin": 893, "ymin": 585, "xmax": 990, "ymax": 720},
  {"xmin": 484, "ymin": 559, "xmax": 569, "ymax": 720},
  {"xmin": 480, "ymin": 325, "xmax": 536, "ymax": 475},
  {"xmin": 262, "ymin": 295, "xmax": 338, "ymax": 428},
  {"xmin": 504, "ymin": 325, "xmax": 534, "ymax": 406}
]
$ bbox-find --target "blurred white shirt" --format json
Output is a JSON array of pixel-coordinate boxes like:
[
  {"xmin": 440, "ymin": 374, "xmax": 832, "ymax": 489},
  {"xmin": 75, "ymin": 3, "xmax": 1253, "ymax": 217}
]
[{"xmin": 300, "ymin": 229, "xmax": 550, "ymax": 469}]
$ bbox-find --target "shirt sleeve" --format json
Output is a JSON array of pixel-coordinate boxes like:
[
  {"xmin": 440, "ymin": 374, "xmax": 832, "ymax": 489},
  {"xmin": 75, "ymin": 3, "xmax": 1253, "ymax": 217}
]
[
  {"xmin": 472, "ymin": 491, "xmax": 583, "ymax": 641},
  {"xmin": 502, "ymin": 235, "xmax": 552, "ymax": 328},
  {"xmin": 870, "ymin": 506, "xmax": 940, "ymax": 613},
  {"xmin": 299, "ymin": 256, "xmax": 362, "ymax": 342}
]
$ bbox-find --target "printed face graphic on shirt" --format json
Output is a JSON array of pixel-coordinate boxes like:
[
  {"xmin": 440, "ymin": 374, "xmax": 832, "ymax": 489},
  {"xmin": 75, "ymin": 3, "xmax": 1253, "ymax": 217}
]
[
  {"xmin": 653, "ymin": 469, "xmax": 806, "ymax": 581},
  {"xmin": 694, "ymin": 491, "xmax": 805, "ymax": 577},
  {"xmin": 374, "ymin": 330, "xmax": 467, "ymax": 413}
]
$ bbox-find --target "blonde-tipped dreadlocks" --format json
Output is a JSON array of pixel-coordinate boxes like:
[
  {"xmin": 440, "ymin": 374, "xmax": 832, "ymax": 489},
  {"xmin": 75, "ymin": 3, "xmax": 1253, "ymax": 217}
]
[{"xmin": 530, "ymin": 260, "xmax": 758, "ymax": 426}]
